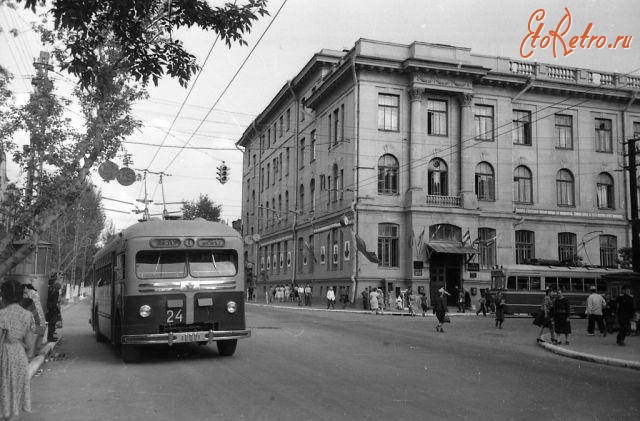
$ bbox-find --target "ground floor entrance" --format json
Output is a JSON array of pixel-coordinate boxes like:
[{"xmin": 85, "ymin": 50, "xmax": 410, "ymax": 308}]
[{"xmin": 428, "ymin": 253, "xmax": 463, "ymax": 306}]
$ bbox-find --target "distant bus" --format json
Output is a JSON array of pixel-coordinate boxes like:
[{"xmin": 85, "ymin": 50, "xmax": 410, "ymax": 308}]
[
  {"xmin": 488, "ymin": 265, "xmax": 631, "ymax": 316},
  {"xmin": 91, "ymin": 219, "xmax": 250, "ymax": 362}
]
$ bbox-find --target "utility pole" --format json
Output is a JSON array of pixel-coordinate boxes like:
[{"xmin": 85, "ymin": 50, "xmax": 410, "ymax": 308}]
[{"xmin": 626, "ymin": 136, "xmax": 640, "ymax": 272}]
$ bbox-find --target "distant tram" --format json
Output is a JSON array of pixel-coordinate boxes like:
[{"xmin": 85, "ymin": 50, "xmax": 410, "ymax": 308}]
[
  {"xmin": 488, "ymin": 265, "xmax": 631, "ymax": 316},
  {"xmin": 91, "ymin": 219, "xmax": 250, "ymax": 362}
]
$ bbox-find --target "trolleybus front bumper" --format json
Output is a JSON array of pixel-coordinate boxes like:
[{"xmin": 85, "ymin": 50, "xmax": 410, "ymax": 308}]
[{"xmin": 121, "ymin": 329, "xmax": 251, "ymax": 346}]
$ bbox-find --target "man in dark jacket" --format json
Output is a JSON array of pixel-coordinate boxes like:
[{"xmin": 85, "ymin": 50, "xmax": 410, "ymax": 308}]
[
  {"xmin": 616, "ymin": 285, "xmax": 635, "ymax": 346},
  {"xmin": 46, "ymin": 274, "xmax": 62, "ymax": 342}
]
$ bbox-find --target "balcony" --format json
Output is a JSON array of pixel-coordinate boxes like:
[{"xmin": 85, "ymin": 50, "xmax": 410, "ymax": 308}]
[{"xmin": 425, "ymin": 194, "xmax": 461, "ymax": 207}]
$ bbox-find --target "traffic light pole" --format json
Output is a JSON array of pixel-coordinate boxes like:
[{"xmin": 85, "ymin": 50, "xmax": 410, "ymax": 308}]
[{"xmin": 627, "ymin": 136, "xmax": 640, "ymax": 272}]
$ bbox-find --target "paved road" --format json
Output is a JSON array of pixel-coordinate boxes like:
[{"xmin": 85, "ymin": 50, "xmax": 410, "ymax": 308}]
[{"xmin": 24, "ymin": 301, "xmax": 639, "ymax": 420}]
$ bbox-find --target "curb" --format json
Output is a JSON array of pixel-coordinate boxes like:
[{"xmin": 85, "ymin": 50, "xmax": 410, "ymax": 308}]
[
  {"xmin": 28, "ymin": 338, "xmax": 59, "ymax": 378},
  {"xmin": 537, "ymin": 335, "xmax": 640, "ymax": 371},
  {"xmin": 246, "ymin": 302, "xmax": 482, "ymax": 317}
]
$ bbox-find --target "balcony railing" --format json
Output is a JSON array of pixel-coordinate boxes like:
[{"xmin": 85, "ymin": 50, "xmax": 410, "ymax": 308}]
[{"xmin": 425, "ymin": 194, "xmax": 461, "ymax": 207}]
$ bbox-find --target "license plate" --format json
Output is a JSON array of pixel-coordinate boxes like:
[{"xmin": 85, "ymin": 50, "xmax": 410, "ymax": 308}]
[{"xmin": 172, "ymin": 331, "xmax": 208, "ymax": 343}]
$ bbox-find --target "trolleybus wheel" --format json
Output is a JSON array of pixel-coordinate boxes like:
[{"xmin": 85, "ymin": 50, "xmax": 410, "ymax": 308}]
[
  {"xmin": 93, "ymin": 309, "xmax": 108, "ymax": 343},
  {"xmin": 216, "ymin": 339, "xmax": 237, "ymax": 356},
  {"xmin": 121, "ymin": 344, "xmax": 141, "ymax": 363}
]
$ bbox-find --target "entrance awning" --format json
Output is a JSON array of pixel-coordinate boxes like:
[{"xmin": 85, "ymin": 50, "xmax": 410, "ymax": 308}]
[{"xmin": 426, "ymin": 242, "xmax": 478, "ymax": 254}]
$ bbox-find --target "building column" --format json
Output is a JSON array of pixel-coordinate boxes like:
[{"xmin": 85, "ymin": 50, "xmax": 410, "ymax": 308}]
[
  {"xmin": 459, "ymin": 93, "xmax": 477, "ymax": 209},
  {"xmin": 407, "ymin": 87, "xmax": 423, "ymax": 206}
]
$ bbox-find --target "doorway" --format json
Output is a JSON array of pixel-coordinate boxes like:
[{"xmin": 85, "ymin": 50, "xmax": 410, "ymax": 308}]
[{"xmin": 429, "ymin": 253, "xmax": 462, "ymax": 306}]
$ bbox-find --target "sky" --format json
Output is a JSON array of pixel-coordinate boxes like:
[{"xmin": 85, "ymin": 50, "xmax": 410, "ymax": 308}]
[{"xmin": 1, "ymin": 0, "xmax": 639, "ymax": 231}]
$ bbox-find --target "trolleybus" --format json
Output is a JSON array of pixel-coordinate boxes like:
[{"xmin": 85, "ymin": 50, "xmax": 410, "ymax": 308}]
[
  {"xmin": 489, "ymin": 265, "xmax": 631, "ymax": 316},
  {"xmin": 91, "ymin": 219, "xmax": 250, "ymax": 362}
]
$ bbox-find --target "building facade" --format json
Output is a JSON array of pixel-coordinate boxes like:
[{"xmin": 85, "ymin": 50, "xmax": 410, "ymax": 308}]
[{"xmin": 236, "ymin": 39, "xmax": 640, "ymax": 308}]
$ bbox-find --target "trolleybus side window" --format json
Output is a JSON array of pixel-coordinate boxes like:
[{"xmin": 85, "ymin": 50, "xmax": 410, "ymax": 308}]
[
  {"xmin": 189, "ymin": 250, "xmax": 238, "ymax": 277},
  {"xmin": 570, "ymin": 278, "xmax": 584, "ymax": 292},
  {"xmin": 507, "ymin": 276, "xmax": 516, "ymax": 290},
  {"xmin": 530, "ymin": 276, "xmax": 541, "ymax": 290},
  {"xmin": 136, "ymin": 250, "xmax": 187, "ymax": 279},
  {"xmin": 558, "ymin": 277, "xmax": 570, "ymax": 292},
  {"xmin": 517, "ymin": 276, "xmax": 528, "ymax": 291}
]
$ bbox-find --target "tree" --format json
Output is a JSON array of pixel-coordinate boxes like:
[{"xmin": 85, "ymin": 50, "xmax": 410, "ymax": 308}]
[
  {"xmin": 15, "ymin": 0, "xmax": 269, "ymax": 88},
  {"xmin": 182, "ymin": 194, "xmax": 221, "ymax": 222},
  {"xmin": 0, "ymin": 1, "xmax": 268, "ymax": 278}
]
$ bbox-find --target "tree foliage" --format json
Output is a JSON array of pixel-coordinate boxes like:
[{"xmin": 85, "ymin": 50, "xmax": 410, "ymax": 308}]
[
  {"xmin": 17, "ymin": 0, "xmax": 269, "ymax": 88},
  {"xmin": 182, "ymin": 194, "xmax": 221, "ymax": 222}
]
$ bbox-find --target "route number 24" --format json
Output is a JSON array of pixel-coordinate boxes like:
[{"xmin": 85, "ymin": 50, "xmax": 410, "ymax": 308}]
[{"xmin": 166, "ymin": 309, "xmax": 183, "ymax": 323}]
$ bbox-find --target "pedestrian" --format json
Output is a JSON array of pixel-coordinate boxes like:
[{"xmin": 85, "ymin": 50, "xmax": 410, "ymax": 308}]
[
  {"xmin": 326, "ymin": 287, "xmax": 336, "ymax": 310},
  {"xmin": 46, "ymin": 274, "xmax": 62, "ymax": 342},
  {"xmin": 602, "ymin": 293, "xmax": 615, "ymax": 334},
  {"xmin": 1, "ymin": 279, "xmax": 36, "ymax": 420},
  {"xmin": 616, "ymin": 285, "xmax": 635, "ymax": 346},
  {"xmin": 553, "ymin": 287, "xmax": 571, "ymax": 345},
  {"xmin": 297, "ymin": 285, "xmax": 304, "ymax": 306},
  {"xmin": 304, "ymin": 284, "xmax": 312, "ymax": 306},
  {"xmin": 20, "ymin": 284, "xmax": 45, "ymax": 359},
  {"xmin": 476, "ymin": 293, "xmax": 487, "ymax": 317},
  {"xmin": 434, "ymin": 287, "xmax": 449, "ymax": 332},
  {"xmin": 376, "ymin": 288, "xmax": 385, "ymax": 314},
  {"xmin": 339, "ymin": 290, "xmax": 349, "ymax": 309},
  {"xmin": 585, "ymin": 286, "xmax": 606, "ymax": 336},
  {"xmin": 495, "ymin": 290, "xmax": 507, "ymax": 329},
  {"xmin": 457, "ymin": 288, "xmax": 465, "ymax": 313},
  {"xmin": 533, "ymin": 288, "xmax": 555, "ymax": 343},
  {"xmin": 395, "ymin": 294, "xmax": 403, "ymax": 310},
  {"xmin": 420, "ymin": 292, "xmax": 430, "ymax": 317},
  {"xmin": 407, "ymin": 289, "xmax": 416, "ymax": 316},
  {"xmin": 369, "ymin": 288, "xmax": 379, "ymax": 315},
  {"xmin": 361, "ymin": 288, "xmax": 369, "ymax": 310}
]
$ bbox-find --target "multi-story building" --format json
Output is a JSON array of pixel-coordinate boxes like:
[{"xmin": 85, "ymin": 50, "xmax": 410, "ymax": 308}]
[{"xmin": 236, "ymin": 39, "xmax": 640, "ymax": 308}]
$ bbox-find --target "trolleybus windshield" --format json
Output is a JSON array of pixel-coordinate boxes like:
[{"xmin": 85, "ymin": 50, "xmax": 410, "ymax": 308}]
[{"xmin": 135, "ymin": 250, "xmax": 237, "ymax": 279}]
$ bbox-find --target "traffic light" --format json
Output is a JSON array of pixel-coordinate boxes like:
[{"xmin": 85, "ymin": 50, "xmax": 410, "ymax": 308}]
[{"xmin": 217, "ymin": 161, "xmax": 229, "ymax": 184}]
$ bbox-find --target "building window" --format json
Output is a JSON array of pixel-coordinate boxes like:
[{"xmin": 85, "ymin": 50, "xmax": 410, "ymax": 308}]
[
  {"xmin": 340, "ymin": 104, "xmax": 345, "ymax": 142},
  {"xmin": 429, "ymin": 224, "xmax": 461, "ymax": 242},
  {"xmin": 310, "ymin": 130, "xmax": 316, "ymax": 162},
  {"xmin": 278, "ymin": 194, "xmax": 282, "ymax": 223},
  {"xmin": 331, "ymin": 164, "xmax": 339, "ymax": 203},
  {"xmin": 251, "ymin": 190, "xmax": 255, "ymax": 212},
  {"xmin": 273, "ymin": 158, "xmax": 278, "ymax": 184},
  {"xmin": 260, "ymin": 167, "xmax": 264, "ymax": 191},
  {"xmin": 378, "ymin": 94, "xmax": 399, "ymax": 131},
  {"xmin": 512, "ymin": 110, "xmax": 531, "ymax": 145},
  {"xmin": 555, "ymin": 114, "xmax": 573, "ymax": 149},
  {"xmin": 513, "ymin": 165, "xmax": 533, "ymax": 204},
  {"xmin": 377, "ymin": 154, "xmax": 399, "ymax": 195},
  {"xmin": 515, "ymin": 230, "xmax": 535, "ymax": 264},
  {"xmin": 308, "ymin": 234, "xmax": 314, "ymax": 272},
  {"xmin": 475, "ymin": 104, "xmax": 494, "ymax": 141},
  {"xmin": 285, "ymin": 147, "xmax": 290, "ymax": 175},
  {"xmin": 278, "ymin": 116, "xmax": 283, "ymax": 138},
  {"xmin": 595, "ymin": 118, "xmax": 612, "ymax": 152},
  {"xmin": 266, "ymin": 163, "xmax": 270, "ymax": 187},
  {"xmin": 478, "ymin": 227, "xmax": 496, "ymax": 269},
  {"xmin": 285, "ymin": 191, "xmax": 289, "ymax": 222},
  {"xmin": 310, "ymin": 178, "xmax": 316, "ymax": 212},
  {"xmin": 299, "ymin": 184, "xmax": 304, "ymax": 212},
  {"xmin": 427, "ymin": 100, "xmax": 447, "ymax": 136},
  {"xmin": 556, "ymin": 169, "xmax": 575, "ymax": 206},
  {"xmin": 634, "ymin": 121, "xmax": 640, "ymax": 139},
  {"xmin": 475, "ymin": 162, "xmax": 495, "ymax": 201},
  {"xmin": 558, "ymin": 232, "xmax": 577, "ymax": 263},
  {"xmin": 596, "ymin": 172, "xmax": 614, "ymax": 209},
  {"xmin": 278, "ymin": 153, "xmax": 283, "ymax": 180},
  {"xmin": 299, "ymin": 138, "xmax": 305, "ymax": 169},
  {"xmin": 428, "ymin": 158, "xmax": 448, "ymax": 196},
  {"xmin": 286, "ymin": 108, "xmax": 291, "ymax": 132},
  {"xmin": 599, "ymin": 235, "xmax": 617, "ymax": 268},
  {"xmin": 339, "ymin": 169, "xmax": 344, "ymax": 201},
  {"xmin": 332, "ymin": 108, "xmax": 339, "ymax": 146},
  {"xmin": 378, "ymin": 223, "xmax": 399, "ymax": 268}
]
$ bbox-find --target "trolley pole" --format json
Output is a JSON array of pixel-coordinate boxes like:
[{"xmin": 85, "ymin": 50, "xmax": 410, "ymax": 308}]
[{"xmin": 627, "ymin": 136, "xmax": 640, "ymax": 272}]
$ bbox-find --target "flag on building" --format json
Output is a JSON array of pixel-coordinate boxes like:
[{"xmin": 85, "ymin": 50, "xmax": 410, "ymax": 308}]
[
  {"xmin": 462, "ymin": 229, "xmax": 471, "ymax": 245},
  {"xmin": 355, "ymin": 233, "xmax": 379, "ymax": 263}
]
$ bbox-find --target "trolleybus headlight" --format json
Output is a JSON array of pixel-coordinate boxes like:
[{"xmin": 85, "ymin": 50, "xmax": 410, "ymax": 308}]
[
  {"xmin": 139, "ymin": 305, "xmax": 152, "ymax": 318},
  {"xmin": 226, "ymin": 301, "xmax": 237, "ymax": 314}
]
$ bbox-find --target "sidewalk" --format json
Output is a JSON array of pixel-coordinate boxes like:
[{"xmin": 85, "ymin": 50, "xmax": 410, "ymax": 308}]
[
  {"xmin": 27, "ymin": 300, "xmax": 78, "ymax": 379},
  {"xmin": 248, "ymin": 297, "xmax": 640, "ymax": 370}
]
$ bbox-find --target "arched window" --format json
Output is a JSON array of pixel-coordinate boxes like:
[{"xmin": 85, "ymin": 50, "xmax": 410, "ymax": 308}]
[
  {"xmin": 310, "ymin": 178, "xmax": 316, "ymax": 212},
  {"xmin": 428, "ymin": 224, "xmax": 461, "ymax": 242},
  {"xmin": 428, "ymin": 158, "xmax": 448, "ymax": 196},
  {"xmin": 299, "ymin": 184, "xmax": 305, "ymax": 212},
  {"xmin": 556, "ymin": 169, "xmax": 575, "ymax": 206},
  {"xmin": 377, "ymin": 154, "xmax": 399, "ymax": 194},
  {"xmin": 596, "ymin": 172, "xmax": 614, "ymax": 209},
  {"xmin": 475, "ymin": 162, "xmax": 495, "ymax": 201},
  {"xmin": 513, "ymin": 166, "xmax": 532, "ymax": 204}
]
